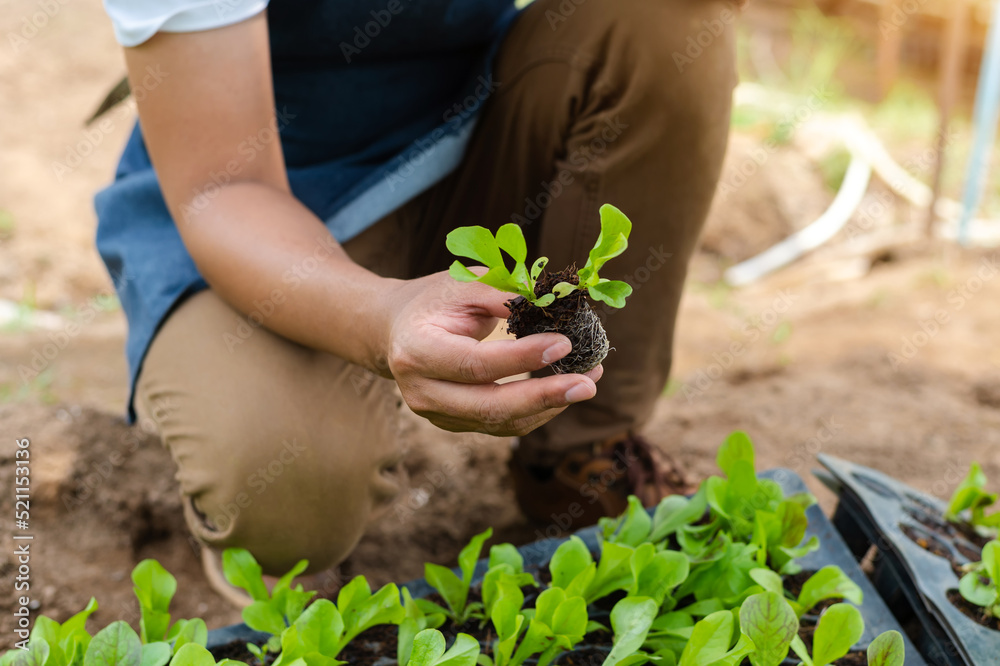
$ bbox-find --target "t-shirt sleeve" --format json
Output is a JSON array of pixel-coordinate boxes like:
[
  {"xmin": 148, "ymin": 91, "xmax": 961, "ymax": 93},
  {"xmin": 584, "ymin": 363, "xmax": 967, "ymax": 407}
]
[{"xmin": 102, "ymin": 0, "xmax": 269, "ymax": 47}]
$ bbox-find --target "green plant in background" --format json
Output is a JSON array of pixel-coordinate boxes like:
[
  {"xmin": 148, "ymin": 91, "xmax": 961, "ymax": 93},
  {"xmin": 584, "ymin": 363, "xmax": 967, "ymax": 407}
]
[
  {"xmin": 406, "ymin": 630, "xmax": 479, "ymax": 666},
  {"xmin": 423, "ymin": 528, "xmax": 492, "ymax": 625},
  {"xmin": 959, "ymin": 540, "xmax": 1000, "ymax": 619},
  {"xmin": 0, "ymin": 430, "xmax": 903, "ymax": 666},
  {"xmin": 946, "ymin": 462, "xmax": 1000, "ymax": 533},
  {"xmin": 0, "ymin": 209, "xmax": 15, "ymax": 241},
  {"xmin": 785, "ymin": 8, "xmax": 860, "ymax": 97},
  {"xmin": 446, "ymin": 204, "xmax": 633, "ymax": 309}
]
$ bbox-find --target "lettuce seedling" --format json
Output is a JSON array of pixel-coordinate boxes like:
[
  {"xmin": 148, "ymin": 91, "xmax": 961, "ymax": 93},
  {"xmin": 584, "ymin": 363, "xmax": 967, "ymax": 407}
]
[
  {"xmin": 866, "ymin": 630, "xmax": 905, "ymax": 666},
  {"xmin": 271, "ymin": 576, "xmax": 405, "ymax": 666},
  {"xmin": 705, "ymin": 432, "xmax": 787, "ymax": 542},
  {"xmin": 738, "ymin": 592, "xmax": 798, "ymax": 666},
  {"xmin": 959, "ymin": 539, "xmax": 1000, "ymax": 619},
  {"xmin": 220, "ymin": 548, "xmax": 316, "ymax": 658},
  {"xmin": 1, "ymin": 598, "xmax": 98, "ymax": 666},
  {"xmin": 628, "ymin": 543, "xmax": 690, "ymax": 608},
  {"xmin": 481, "ymin": 545, "xmax": 537, "ymax": 625},
  {"xmin": 788, "ymin": 604, "xmax": 864, "ymax": 666},
  {"xmin": 131, "ymin": 559, "xmax": 207, "ymax": 657},
  {"xmin": 601, "ymin": 597, "xmax": 659, "ymax": 666},
  {"xmin": 750, "ymin": 499, "xmax": 820, "ymax": 575},
  {"xmin": 169, "ymin": 643, "xmax": 243, "ymax": 666},
  {"xmin": 510, "ymin": 588, "xmax": 587, "ymax": 666},
  {"xmin": 406, "ymin": 630, "xmax": 480, "ymax": 666},
  {"xmin": 677, "ymin": 610, "xmax": 755, "ymax": 666},
  {"xmin": 424, "ymin": 528, "xmax": 492, "ymax": 625},
  {"xmin": 447, "ymin": 206, "xmax": 633, "ymax": 309},
  {"xmin": 748, "ymin": 567, "xmax": 862, "ymax": 618},
  {"xmin": 447, "ymin": 205, "xmax": 634, "ymax": 374},
  {"xmin": 547, "ymin": 537, "xmax": 635, "ymax": 604},
  {"xmin": 398, "ymin": 588, "xmax": 447, "ymax": 666},
  {"xmin": 946, "ymin": 463, "xmax": 1000, "ymax": 533}
]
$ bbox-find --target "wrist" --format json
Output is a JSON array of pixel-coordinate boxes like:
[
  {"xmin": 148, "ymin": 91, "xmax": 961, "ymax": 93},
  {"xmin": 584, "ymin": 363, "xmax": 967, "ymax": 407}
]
[{"xmin": 364, "ymin": 275, "xmax": 405, "ymax": 378}]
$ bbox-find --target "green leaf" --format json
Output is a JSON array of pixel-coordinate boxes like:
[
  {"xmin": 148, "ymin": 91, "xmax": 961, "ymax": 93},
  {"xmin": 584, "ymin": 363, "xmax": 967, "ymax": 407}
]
[
  {"xmin": 164, "ymin": 644, "xmax": 215, "ymax": 666},
  {"xmin": 866, "ymin": 630, "xmax": 905, "ymax": 666},
  {"xmin": 131, "ymin": 560, "xmax": 177, "ymax": 641},
  {"xmin": 551, "ymin": 282, "xmax": 578, "ymax": 299},
  {"xmin": 425, "ymin": 564, "xmax": 468, "ymax": 620},
  {"xmin": 796, "ymin": 566, "xmax": 863, "ymax": 616},
  {"xmin": 677, "ymin": 611, "xmax": 736, "ymax": 666},
  {"xmin": 496, "ymin": 224, "xmax": 527, "ymax": 264},
  {"xmin": 748, "ymin": 569, "xmax": 784, "ymax": 596},
  {"xmin": 60, "ymin": 598, "xmax": 99, "ymax": 642},
  {"xmin": 446, "ymin": 227, "xmax": 504, "ymax": 269},
  {"xmin": 221, "ymin": 549, "xmax": 270, "ymax": 602},
  {"xmin": 717, "ymin": 432, "xmax": 755, "ymax": 479},
  {"xmin": 83, "ymin": 623, "xmax": 141, "ymax": 666},
  {"xmin": 811, "ymin": 604, "xmax": 863, "ymax": 666},
  {"xmin": 140, "ymin": 643, "xmax": 170, "ymax": 666},
  {"xmin": 588, "ymin": 280, "xmax": 632, "ymax": 309},
  {"xmin": 534, "ymin": 293, "xmax": 556, "ymax": 307},
  {"xmin": 448, "ymin": 261, "xmax": 482, "ymax": 283},
  {"xmin": 604, "ymin": 597, "xmax": 659, "ymax": 666},
  {"xmin": 650, "ymin": 490, "xmax": 708, "ymax": 543},
  {"xmin": 409, "ymin": 630, "xmax": 480, "ymax": 666},
  {"xmin": 170, "ymin": 619, "xmax": 206, "ymax": 654},
  {"xmin": 739, "ymin": 592, "xmax": 798, "ymax": 666},
  {"xmin": 587, "ymin": 541, "xmax": 636, "ymax": 602},
  {"xmin": 947, "ymin": 463, "xmax": 995, "ymax": 519},
  {"xmin": 488, "ymin": 544, "xmax": 523, "ymax": 573},
  {"xmin": 549, "ymin": 537, "xmax": 594, "ymax": 590},
  {"xmin": 243, "ymin": 600, "xmax": 287, "ymax": 636},
  {"xmin": 530, "ymin": 257, "xmax": 548, "ymax": 281},
  {"xmin": 4, "ymin": 638, "xmax": 49, "ymax": 666},
  {"xmin": 458, "ymin": 530, "xmax": 492, "ymax": 585},
  {"xmin": 609, "ymin": 496, "xmax": 653, "ymax": 546},
  {"xmin": 578, "ymin": 205, "xmax": 632, "ymax": 286},
  {"xmin": 959, "ymin": 570, "xmax": 998, "ymax": 607},
  {"xmin": 982, "ymin": 540, "xmax": 1000, "ymax": 585}
]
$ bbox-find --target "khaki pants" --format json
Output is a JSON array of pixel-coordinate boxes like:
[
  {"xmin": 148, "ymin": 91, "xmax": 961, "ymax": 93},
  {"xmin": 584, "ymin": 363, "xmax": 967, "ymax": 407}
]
[{"xmin": 136, "ymin": 0, "xmax": 738, "ymax": 574}]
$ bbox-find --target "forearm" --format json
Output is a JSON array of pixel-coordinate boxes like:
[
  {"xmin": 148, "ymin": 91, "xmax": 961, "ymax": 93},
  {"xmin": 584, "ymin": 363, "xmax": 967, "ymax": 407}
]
[{"xmin": 173, "ymin": 180, "xmax": 396, "ymax": 373}]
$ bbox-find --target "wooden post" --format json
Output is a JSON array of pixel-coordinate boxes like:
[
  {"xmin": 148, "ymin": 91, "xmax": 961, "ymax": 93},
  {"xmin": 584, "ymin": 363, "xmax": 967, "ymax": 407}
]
[
  {"xmin": 877, "ymin": 0, "xmax": 904, "ymax": 100},
  {"xmin": 926, "ymin": 0, "xmax": 970, "ymax": 236}
]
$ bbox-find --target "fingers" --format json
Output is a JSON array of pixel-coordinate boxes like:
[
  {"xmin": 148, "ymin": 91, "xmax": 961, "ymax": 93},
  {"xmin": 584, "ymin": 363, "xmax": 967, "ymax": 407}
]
[
  {"xmin": 419, "ymin": 331, "xmax": 575, "ymax": 383},
  {"xmin": 406, "ymin": 372, "xmax": 598, "ymax": 437}
]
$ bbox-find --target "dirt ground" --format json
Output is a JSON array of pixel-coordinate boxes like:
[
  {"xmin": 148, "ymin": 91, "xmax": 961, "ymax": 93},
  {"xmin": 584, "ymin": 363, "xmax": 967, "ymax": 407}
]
[{"xmin": 3, "ymin": 0, "xmax": 1000, "ymax": 651}]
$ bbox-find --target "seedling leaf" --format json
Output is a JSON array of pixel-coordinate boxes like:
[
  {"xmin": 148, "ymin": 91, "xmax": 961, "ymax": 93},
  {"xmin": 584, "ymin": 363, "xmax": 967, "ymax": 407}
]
[
  {"xmin": 83, "ymin": 622, "xmax": 141, "ymax": 666},
  {"xmin": 739, "ymin": 592, "xmax": 797, "ymax": 666},
  {"xmin": 811, "ymin": 604, "xmax": 863, "ymax": 666},
  {"xmin": 866, "ymin": 630, "xmax": 905, "ymax": 666}
]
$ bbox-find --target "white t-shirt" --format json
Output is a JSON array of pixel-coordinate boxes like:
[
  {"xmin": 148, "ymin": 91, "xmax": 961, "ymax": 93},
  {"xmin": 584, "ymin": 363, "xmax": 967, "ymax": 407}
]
[{"xmin": 103, "ymin": 0, "xmax": 269, "ymax": 47}]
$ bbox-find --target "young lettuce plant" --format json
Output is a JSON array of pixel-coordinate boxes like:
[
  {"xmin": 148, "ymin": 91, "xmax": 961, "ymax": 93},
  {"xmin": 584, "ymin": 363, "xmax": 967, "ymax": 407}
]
[
  {"xmin": 958, "ymin": 539, "xmax": 1000, "ymax": 619},
  {"xmin": 221, "ymin": 549, "xmax": 316, "ymax": 659},
  {"xmin": 946, "ymin": 462, "xmax": 1000, "ymax": 534},
  {"xmin": 447, "ymin": 204, "xmax": 634, "ymax": 374},
  {"xmin": 748, "ymin": 567, "xmax": 863, "ymax": 618},
  {"xmin": 398, "ymin": 588, "xmax": 447, "ymax": 666},
  {"xmin": 271, "ymin": 576, "xmax": 405, "ymax": 666},
  {"xmin": 866, "ymin": 630, "xmax": 906, "ymax": 666},
  {"xmin": 132, "ymin": 560, "xmax": 207, "ymax": 659},
  {"xmin": 406, "ymin": 630, "xmax": 480, "ymax": 666},
  {"xmin": 0, "ymin": 598, "xmax": 97, "ymax": 666},
  {"xmin": 676, "ymin": 610, "xmax": 755, "ymax": 666},
  {"xmin": 600, "ymin": 597, "xmax": 660, "ymax": 666},
  {"xmin": 738, "ymin": 591, "xmax": 800, "ymax": 666},
  {"xmin": 547, "ymin": 537, "xmax": 635, "ymax": 604},
  {"xmin": 788, "ymin": 604, "xmax": 864, "ymax": 666},
  {"xmin": 423, "ymin": 528, "xmax": 492, "ymax": 625}
]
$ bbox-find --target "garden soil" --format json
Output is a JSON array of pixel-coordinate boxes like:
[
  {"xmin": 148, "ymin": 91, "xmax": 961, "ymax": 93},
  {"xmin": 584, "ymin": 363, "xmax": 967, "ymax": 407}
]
[{"xmin": 3, "ymin": 0, "xmax": 1000, "ymax": 649}]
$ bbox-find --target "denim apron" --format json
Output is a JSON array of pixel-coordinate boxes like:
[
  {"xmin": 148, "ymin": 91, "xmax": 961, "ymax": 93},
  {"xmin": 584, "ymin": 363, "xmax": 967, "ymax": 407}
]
[{"xmin": 94, "ymin": 0, "xmax": 519, "ymax": 420}]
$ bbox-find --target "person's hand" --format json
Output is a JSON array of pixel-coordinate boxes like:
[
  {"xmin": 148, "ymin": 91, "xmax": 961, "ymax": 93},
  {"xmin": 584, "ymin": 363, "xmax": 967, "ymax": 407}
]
[{"xmin": 380, "ymin": 271, "xmax": 602, "ymax": 436}]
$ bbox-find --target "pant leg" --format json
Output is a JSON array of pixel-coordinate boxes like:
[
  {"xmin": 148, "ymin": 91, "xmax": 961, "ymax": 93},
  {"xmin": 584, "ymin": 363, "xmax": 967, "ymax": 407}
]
[
  {"xmin": 135, "ymin": 219, "xmax": 410, "ymax": 576},
  {"xmin": 408, "ymin": 0, "xmax": 740, "ymax": 461}
]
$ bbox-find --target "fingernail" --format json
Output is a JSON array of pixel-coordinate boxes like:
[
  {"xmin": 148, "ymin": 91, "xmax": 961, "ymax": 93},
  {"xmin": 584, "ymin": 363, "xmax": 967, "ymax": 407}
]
[
  {"xmin": 542, "ymin": 340, "xmax": 571, "ymax": 365},
  {"xmin": 565, "ymin": 382, "xmax": 595, "ymax": 404}
]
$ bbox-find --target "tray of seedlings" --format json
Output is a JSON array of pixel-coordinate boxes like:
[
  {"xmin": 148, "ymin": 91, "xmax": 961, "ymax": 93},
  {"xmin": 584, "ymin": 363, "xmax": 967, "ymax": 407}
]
[
  {"xmin": 3, "ymin": 432, "xmax": 926, "ymax": 666},
  {"xmin": 818, "ymin": 455, "xmax": 1000, "ymax": 666}
]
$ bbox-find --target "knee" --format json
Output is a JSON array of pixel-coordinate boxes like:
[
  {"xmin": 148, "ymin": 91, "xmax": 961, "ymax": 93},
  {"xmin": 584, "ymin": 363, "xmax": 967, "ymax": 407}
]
[{"xmin": 179, "ymin": 430, "xmax": 376, "ymax": 576}]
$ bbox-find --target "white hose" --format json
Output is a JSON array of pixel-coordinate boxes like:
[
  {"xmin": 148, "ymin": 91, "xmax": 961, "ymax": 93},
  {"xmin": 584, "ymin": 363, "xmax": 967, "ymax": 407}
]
[{"xmin": 724, "ymin": 154, "xmax": 873, "ymax": 287}]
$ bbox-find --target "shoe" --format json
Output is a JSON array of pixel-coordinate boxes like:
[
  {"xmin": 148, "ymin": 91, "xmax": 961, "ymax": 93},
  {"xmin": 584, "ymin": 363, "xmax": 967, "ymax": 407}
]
[{"xmin": 508, "ymin": 433, "xmax": 691, "ymax": 531}]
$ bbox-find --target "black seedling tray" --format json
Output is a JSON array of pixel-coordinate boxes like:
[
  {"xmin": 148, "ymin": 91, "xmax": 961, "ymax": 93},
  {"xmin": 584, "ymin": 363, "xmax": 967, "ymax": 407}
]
[
  {"xmin": 207, "ymin": 468, "xmax": 923, "ymax": 664},
  {"xmin": 818, "ymin": 454, "xmax": 999, "ymax": 666}
]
